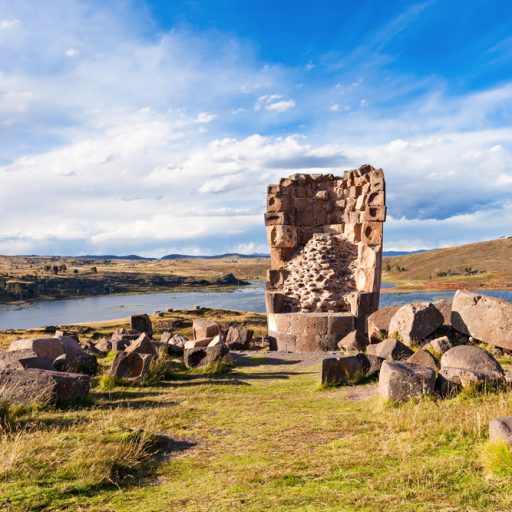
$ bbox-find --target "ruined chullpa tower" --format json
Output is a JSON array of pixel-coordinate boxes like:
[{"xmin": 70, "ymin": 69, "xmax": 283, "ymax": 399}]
[{"xmin": 265, "ymin": 164, "xmax": 386, "ymax": 352}]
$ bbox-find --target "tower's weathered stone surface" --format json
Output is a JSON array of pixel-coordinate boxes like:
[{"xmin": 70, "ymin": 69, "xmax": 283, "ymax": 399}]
[{"xmin": 265, "ymin": 164, "xmax": 386, "ymax": 351}]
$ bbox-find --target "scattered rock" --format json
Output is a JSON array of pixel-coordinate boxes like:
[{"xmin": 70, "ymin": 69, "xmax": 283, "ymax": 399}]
[
  {"xmin": 110, "ymin": 352, "xmax": 154, "ymax": 381},
  {"xmin": 0, "ymin": 369, "xmax": 90, "ymax": 406},
  {"xmin": 125, "ymin": 333, "xmax": 158, "ymax": 356},
  {"xmin": 378, "ymin": 361, "xmax": 435, "ymax": 402},
  {"xmin": 388, "ymin": 303, "xmax": 444, "ymax": 346},
  {"xmin": 364, "ymin": 354, "xmax": 383, "ymax": 376},
  {"xmin": 183, "ymin": 345, "xmax": 230, "ymax": 368},
  {"xmin": 337, "ymin": 330, "xmax": 368, "ymax": 353},
  {"xmin": 433, "ymin": 299, "xmax": 452, "ymax": 326},
  {"xmin": 192, "ymin": 319, "xmax": 220, "ymax": 340},
  {"xmin": 438, "ymin": 345, "xmax": 505, "ymax": 389},
  {"xmin": 489, "ymin": 417, "xmax": 512, "ymax": 447},
  {"xmin": 451, "ymin": 290, "xmax": 512, "ymax": 350},
  {"xmin": 0, "ymin": 350, "xmax": 54, "ymax": 371},
  {"xmin": 225, "ymin": 326, "xmax": 253, "ymax": 350},
  {"xmin": 94, "ymin": 338, "xmax": 112, "ymax": 353},
  {"xmin": 184, "ymin": 338, "xmax": 212, "ymax": 350},
  {"xmin": 131, "ymin": 314, "xmax": 153, "ymax": 336},
  {"xmin": 366, "ymin": 338, "xmax": 413, "ymax": 361},
  {"xmin": 407, "ymin": 349, "xmax": 439, "ymax": 372},
  {"xmin": 208, "ymin": 335, "xmax": 225, "ymax": 347},
  {"xmin": 367, "ymin": 305, "xmax": 400, "ymax": 343},
  {"xmin": 53, "ymin": 353, "xmax": 98, "ymax": 375},
  {"xmin": 248, "ymin": 336, "xmax": 271, "ymax": 350},
  {"xmin": 166, "ymin": 334, "xmax": 188, "ymax": 355},
  {"xmin": 9, "ymin": 337, "xmax": 64, "ymax": 361},
  {"xmin": 321, "ymin": 354, "xmax": 368, "ymax": 386},
  {"xmin": 160, "ymin": 331, "xmax": 172, "ymax": 344},
  {"xmin": 425, "ymin": 336, "xmax": 452, "ymax": 355}
]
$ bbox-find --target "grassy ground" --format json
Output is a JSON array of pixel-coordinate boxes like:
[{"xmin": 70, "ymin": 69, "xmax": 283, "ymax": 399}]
[{"xmin": 2, "ymin": 350, "xmax": 512, "ymax": 511}]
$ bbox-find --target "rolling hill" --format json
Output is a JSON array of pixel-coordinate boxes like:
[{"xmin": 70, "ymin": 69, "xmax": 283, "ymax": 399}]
[{"xmin": 383, "ymin": 236, "xmax": 512, "ymax": 290}]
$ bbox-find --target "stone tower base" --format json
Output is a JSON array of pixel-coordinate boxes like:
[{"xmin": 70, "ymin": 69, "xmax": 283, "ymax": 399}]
[{"xmin": 267, "ymin": 312, "xmax": 356, "ymax": 352}]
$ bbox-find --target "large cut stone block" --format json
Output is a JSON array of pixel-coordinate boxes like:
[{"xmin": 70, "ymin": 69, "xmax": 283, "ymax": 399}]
[
  {"xmin": 9, "ymin": 337, "xmax": 64, "ymax": 361},
  {"xmin": 267, "ymin": 225, "xmax": 298, "ymax": 248}
]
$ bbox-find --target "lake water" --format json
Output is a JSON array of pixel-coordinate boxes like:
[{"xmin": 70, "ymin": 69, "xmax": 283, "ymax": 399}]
[{"xmin": 1, "ymin": 282, "xmax": 512, "ymax": 330}]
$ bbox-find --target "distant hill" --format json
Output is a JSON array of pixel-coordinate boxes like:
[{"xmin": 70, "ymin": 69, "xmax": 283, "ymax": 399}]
[
  {"xmin": 160, "ymin": 253, "xmax": 269, "ymax": 260},
  {"xmin": 76, "ymin": 255, "xmax": 156, "ymax": 261},
  {"xmin": 383, "ymin": 237, "xmax": 512, "ymax": 287},
  {"xmin": 382, "ymin": 250, "xmax": 428, "ymax": 257}
]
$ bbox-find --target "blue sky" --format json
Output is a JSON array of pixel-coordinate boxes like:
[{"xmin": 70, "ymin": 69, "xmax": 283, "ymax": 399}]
[{"xmin": 1, "ymin": 0, "xmax": 512, "ymax": 256}]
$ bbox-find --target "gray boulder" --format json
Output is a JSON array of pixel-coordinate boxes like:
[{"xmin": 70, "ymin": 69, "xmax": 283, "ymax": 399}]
[
  {"xmin": 451, "ymin": 290, "xmax": 512, "ymax": 349},
  {"xmin": 489, "ymin": 417, "xmax": 512, "ymax": 447},
  {"xmin": 225, "ymin": 326, "xmax": 253, "ymax": 350},
  {"xmin": 367, "ymin": 305, "xmax": 400, "ymax": 343},
  {"xmin": 425, "ymin": 336, "xmax": 452, "ymax": 355},
  {"xmin": 9, "ymin": 337, "xmax": 64, "ymax": 361},
  {"xmin": 379, "ymin": 361, "xmax": 436, "ymax": 403},
  {"xmin": 0, "ymin": 349, "xmax": 54, "ymax": 371},
  {"xmin": 338, "ymin": 330, "xmax": 369, "ymax": 353},
  {"xmin": 439, "ymin": 345, "xmax": 505, "ymax": 389},
  {"xmin": 388, "ymin": 302, "xmax": 444, "ymax": 346},
  {"xmin": 166, "ymin": 333, "xmax": 188, "ymax": 355},
  {"xmin": 366, "ymin": 338, "xmax": 413, "ymax": 361},
  {"xmin": 183, "ymin": 345, "xmax": 230, "ymax": 369},
  {"xmin": 0, "ymin": 369, "xmax": 90, "ymax": 406},
  {"xmin": 433, "ymin": 299, "xmax": 452, "ymax": 326},
  {"xmin": 321, "ymin": 354, "xmax": 368, "ymax": 386},
  {"xmin": 407, "ymin": 349, "xmax": 439, "ymax": 372}
]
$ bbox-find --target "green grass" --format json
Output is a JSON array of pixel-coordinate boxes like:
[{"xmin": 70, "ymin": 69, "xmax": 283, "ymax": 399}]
[{"xmin": 2, "ymin": 355, "xmax": 512, "ymax": 510}]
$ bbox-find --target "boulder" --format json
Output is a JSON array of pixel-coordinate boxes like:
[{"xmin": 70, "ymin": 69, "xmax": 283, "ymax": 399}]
[
  {"xmin": 407, "ymin": 350, "xmax": 439, "ymax": 372},
  {"xmin": 0, "ymin": 350, "xmax": 54, "ymax": 371},
  {"xmin": 248, "ymin": 336, "xmax": 271, "ymax": 350},
  {"xmin": 451, "ymin": 290, "xmax": 512, "ymax": 349},
  {"xmin": 9, "ymin": 337, "xmax": 64, "ymax": 361},
  {"xmin": 208, "ymin": 335, "xmax": 225, "ymax": 347},
  {"xmin": 367, "ymin": 305, "xmax": 400, "ymax": 343},
  {"xmin": 425, "ymin": 336, "xmax": 452, "ymax": 355},
  {"xmin": 388, "ymin": 302, "xmax": 444, "ymax": 346},
  {"xmin": 184, "ymin": 338, "xmax": 212, "ymax": 350},
  {"xmin": 225, "ymin": 326, "xmax": 253, "ymax": 350},
  {"xmin": 379, "ymin": 361, "xmax": 436, "ymax": 403},
  {"xmin": 366, "ymin": 339, "xmax": 413, "ymax": 361},
  {"xmin": 338, "ymin": 330, "xmax": 369, "ymax": 353},
  {"xmin": 0, "ymin": 369, "xmax": 90, "ymax": 406},
  {"xmin": 53, "ymin": 353, "xmax": 98, "ymax": 375},
  {"xmin": 489, "ymin": 417, "xmax": 512, "ymax": 447},
  {"xmin": 364, "ymin": 354, "xmax": 383, "ymax": 376},
  {"xmin": 183, "ymin": 345, "xmax": 230, "ymax": 369},
  {"xmin": 192, "ymin": 319, "xmax": 220, "ymax": 340},
  {"xmin": 433, "ymin": 299, "xmax": 452, "ymax": 326},
  {"xmin": 125, "ymin": 333, "xmax": 157, "ymax": 356},
  {"xmin": 110, "ymin": 352, "xmax": 154, "ymax": 381},
  {"xmin": 321, "ymin": 354, "xmax": 368, "ymax": 386},
  {"xmin": 160, "ymin": 331, "xmax": 172, "ymax": 344},
  {"xmin": 439, "ymin": 345, "xmax": 505, "ymax": 388},
  {"xmin": 94, "ymin": 338, "xmax": 111, "ymax": 353},
  {"xmin": 166, "ymin": 334, "xmax": 188, "ymax": 355},
  {"xmin": 131, "ymin": 314, "xmax": 153, "ymax": 336}
]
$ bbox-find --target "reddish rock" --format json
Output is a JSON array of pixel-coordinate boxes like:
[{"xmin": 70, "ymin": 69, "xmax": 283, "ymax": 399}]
[
  {"xmin": 379, "ymin": 361, "xmax": 435, "ymax": 403},
  {"xmin": 9, "ymin": 337, "xmax": 64, "ymax": 361},
  {"xmin": 407, "ymin": 350, "xmax": 439, "ymax": 372},
  {"xmin": 337, "ymin": 330, "xmax": 369, "ymax": 353},
  {"xmin": 366, "ymin": 338, "xmax": 413, "ymax": 361},
  {"xmin": 0, "ymin": 350, "xmax": 54, "ymax": 371},
  {"xmin": 131, "ymin": 314, "xmax": 153, "ymax": 336},
  {"xmin": 192, "ymin": 319, "xmax": 220, "ymax": 340}
]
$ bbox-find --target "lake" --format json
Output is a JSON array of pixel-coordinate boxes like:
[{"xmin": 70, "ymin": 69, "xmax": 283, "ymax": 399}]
[{"xmin": 1, "ymin": 282, "xmax": 512, "ymax": 331}]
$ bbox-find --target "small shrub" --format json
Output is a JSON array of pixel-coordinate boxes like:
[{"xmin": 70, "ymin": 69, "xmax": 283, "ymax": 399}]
[
  {"xmin": 97, "ymin": 374, "xmax": 125, "ymax": 390},
  {"xmin": 188, "ymin": 361, "xmax": 233, "ymax": 375},
  {"xmin": 481, "ymin": 440, "xmax": 512, "ymax": 477}
]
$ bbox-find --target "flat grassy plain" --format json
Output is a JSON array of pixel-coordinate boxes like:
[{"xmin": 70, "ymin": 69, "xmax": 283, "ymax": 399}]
[{"xmin": 2, "ymin": 310, "xmax": 512, "ymax": 511}]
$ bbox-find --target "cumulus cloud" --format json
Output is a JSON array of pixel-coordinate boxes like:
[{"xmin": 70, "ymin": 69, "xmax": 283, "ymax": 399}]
[{"xmin": 1, "ymin": 0, "xmax": 512, "ymax": 256}]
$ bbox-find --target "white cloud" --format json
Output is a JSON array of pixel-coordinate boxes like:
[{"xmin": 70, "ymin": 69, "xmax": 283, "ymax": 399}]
[
  {"xmin": 0, "ymin": 19, "xmax": 19, "ymax": 30},
  {"xmin": 194, "ymin": 112, "xmax": 217, "ymax": 124},
  {"xmin": 329, "ymin": 103, "xmax": 340, "ymax": 112},
  {"xmin": 254, "ymin": 94, "xmax": 295, "ymax": 112},
  {"xmin": 65, "ymin": 48, "xmax": 79, "ymax": 57}
]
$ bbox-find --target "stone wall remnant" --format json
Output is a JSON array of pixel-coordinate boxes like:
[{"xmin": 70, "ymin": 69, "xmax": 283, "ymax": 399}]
[{"xmin": 265, "ymin": 164, "xmax": 386, "ymax": 351}]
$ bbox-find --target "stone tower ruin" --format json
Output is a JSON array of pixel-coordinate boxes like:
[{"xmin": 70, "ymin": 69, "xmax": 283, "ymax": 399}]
[{"xmin": 265, "ymin": 164, "xmax": 386, "ymax": 352}]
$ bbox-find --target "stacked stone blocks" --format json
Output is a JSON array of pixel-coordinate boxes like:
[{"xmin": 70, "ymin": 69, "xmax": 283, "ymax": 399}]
[{"xmin": 265, "ymin": 164, "xmax": 386, "ymax": 351}]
